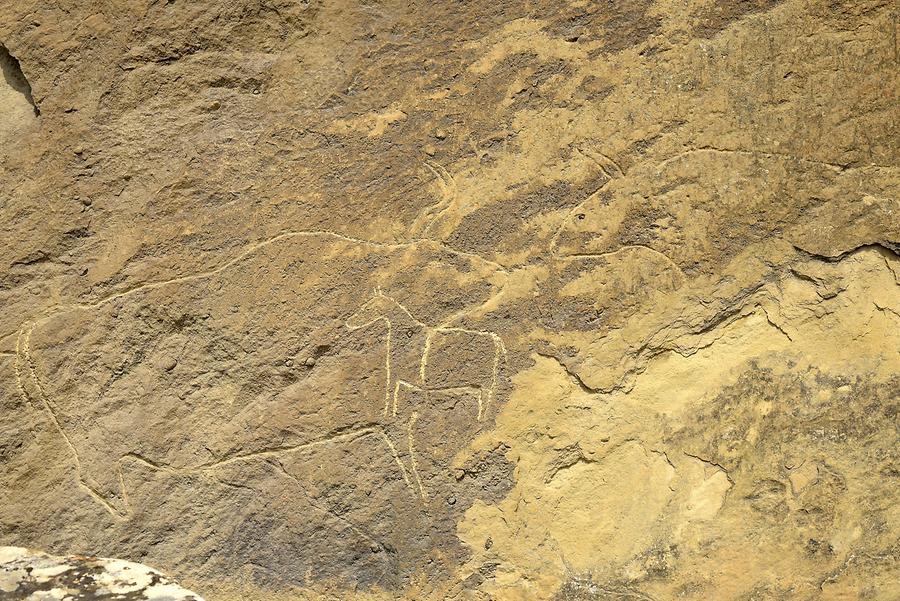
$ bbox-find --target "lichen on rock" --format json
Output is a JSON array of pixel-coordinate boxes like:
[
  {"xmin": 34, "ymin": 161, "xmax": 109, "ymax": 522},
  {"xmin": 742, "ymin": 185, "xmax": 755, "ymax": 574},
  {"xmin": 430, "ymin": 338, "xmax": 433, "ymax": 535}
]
[{"xmin": 0, "ymin": 547, "xmax": 202, "ymax": 600}]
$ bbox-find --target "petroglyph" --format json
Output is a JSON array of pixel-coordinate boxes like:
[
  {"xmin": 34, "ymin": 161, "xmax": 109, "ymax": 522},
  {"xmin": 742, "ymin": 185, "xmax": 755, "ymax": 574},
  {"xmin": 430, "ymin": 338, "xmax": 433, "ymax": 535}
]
[
  {"xmin": 549, "ymin": 146, "xmax": 623, "ymax": 256},
  {"xmin": 16, "ymin": 324, "xmax": 125, "ymax": 517},
  {"xmin": 653, "ymin": 146, "xmax": 894, "ymax": 173},
  {"xmin": 17, "ymin": 229, "xmax": 509, "ymax": 334},
  {"xmin": 560, "ymin": 245, "xmax": 687, "ymax": 282},
  {"xmin": 346, "ymin": 288, "xmax": 506, "ymax": 421},
  {"xmin": 4, "ymin": 1, "xmax": 899, "ymax": 597},
  {"xmin": 345, "ymin": 288, "xmax": 506, "ymax": 499},
  {"xmin": 16, "ymin": 319, "xmax": 420, "ymax": 517},
  {"xmin": 574, "ymin": 145, "xmax": 624, "ymax": 180},
  {"xmin": 13, "ymin": 233, "xmax": 506, "ymax": 517},
  {"xmin": 410, "ymin": 161, "xmax": 458, "ymax": 237}
]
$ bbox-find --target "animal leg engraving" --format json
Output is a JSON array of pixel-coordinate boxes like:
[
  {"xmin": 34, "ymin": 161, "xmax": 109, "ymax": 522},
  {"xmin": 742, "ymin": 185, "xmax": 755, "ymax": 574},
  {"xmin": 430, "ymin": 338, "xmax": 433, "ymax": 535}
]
[
  {"xmin": 18, "ymin": 323, "xmax": 129, "ymax": 519},
  {"xmin": 383, "ymin": 318, "xmax": 392, "ymax": 417},
  {"xmin": 429, "ymin": 327, "xmax": 506, "ymax": 420},
  {"xmin": 346, "ymin": 289, "xmax": 429, "ymax": 422},
  {"xmin": 351, "ymin": 289, "xmax": 506, "ymax": 433},
  {"xmin": 345, "ymin": 298, "xmax": 393, "ymax": 417},
  {"xmin": 13, "ymin": 328, "xmax": 32, "ymax": 408},
  {"xmin": 383, "ymin": 320, "xmax": 392, "ymax": 416},
  {"xmin": 374, "ymin": 427, "xmax": 412, "ymax": 489},
  {"xmin": 485, "ymin": 330, "xmax": 505, "ymax": 418},
  {"xmin": 407, "ymin": 410, "xmax": 425, "ymax": 500},
  {"xmin": 393, "ymin": 380, "xmax": 422, "ymax": 417},
  {"xmin": 420, "ymin": 329, "xmax": 432, "ymax": 386}
]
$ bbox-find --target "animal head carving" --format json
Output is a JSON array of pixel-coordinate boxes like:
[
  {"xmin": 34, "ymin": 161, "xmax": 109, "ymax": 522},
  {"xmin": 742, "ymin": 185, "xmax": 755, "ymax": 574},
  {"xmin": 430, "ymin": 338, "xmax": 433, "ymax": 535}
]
[{"xmin": 345, "ymin": 288, "xmax": 419, "ymax": 329}]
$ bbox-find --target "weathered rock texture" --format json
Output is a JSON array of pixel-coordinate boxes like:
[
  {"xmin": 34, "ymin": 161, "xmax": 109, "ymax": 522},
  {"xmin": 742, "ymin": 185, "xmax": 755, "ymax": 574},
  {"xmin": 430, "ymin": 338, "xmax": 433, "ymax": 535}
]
[
  {"xmin": 0, "ymin": 1, "xmax": 897, "ymax": 599},
  {"xmin": 0, "ymin": 546, "xmax": 203, "ymax": 600}
]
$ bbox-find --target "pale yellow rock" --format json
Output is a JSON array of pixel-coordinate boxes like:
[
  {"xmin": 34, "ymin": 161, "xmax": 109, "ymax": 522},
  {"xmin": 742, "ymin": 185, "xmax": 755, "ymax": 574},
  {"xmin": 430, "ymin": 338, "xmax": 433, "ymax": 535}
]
[{"xmin": 789, "ymin": 462, "xmax": 820, "ymax": 495}]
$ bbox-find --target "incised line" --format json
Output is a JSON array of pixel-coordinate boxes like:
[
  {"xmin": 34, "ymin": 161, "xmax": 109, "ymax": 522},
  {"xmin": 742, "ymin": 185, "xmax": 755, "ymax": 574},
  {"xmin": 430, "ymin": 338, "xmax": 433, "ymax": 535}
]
[
  {"xmin": 655, "ymin": 146, "xmax": 895, "ymax": 172},
  {"xmin": 559, "ymin": 245, "xmax": 687, "ymax": 281},
  {"xmin": 16, "ymin": 323, "xmax": 127, "ymax": 519},
  {"xmin": 410, "ymin": 161, "xmax": 458, "ymax": 236},
  {"xmin": 549, "ymin": 145, "xmax": 624, "ymax": 255},
  {"xmin": 17, "ymin": 229, "xmax": 509, "ymax": 514},
  {"xmin": 19, "ymin": 316, "xmax": 417, "ymax": 514},
  {"xmin": 22, "ymin": 229, "xmax": 509, "ymax": 334},
  {"xmin": 269, "ymin": 457, "xmax": 392, "ymax": 559},
  {"xmin": 350, "ymin": 289, "xmax": 505, "ymax": 422},
  {"xmin": 407, "ymin": 410, "xmax": 425, "ymax": 499}
]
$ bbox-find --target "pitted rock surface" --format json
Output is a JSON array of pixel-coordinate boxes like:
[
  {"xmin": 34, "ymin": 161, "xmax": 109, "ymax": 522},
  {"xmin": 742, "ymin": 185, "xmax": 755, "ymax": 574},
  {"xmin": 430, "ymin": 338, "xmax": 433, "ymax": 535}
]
[{"xmin": 0, "ymin": 1, "xmax": 897, "ymax": 600}]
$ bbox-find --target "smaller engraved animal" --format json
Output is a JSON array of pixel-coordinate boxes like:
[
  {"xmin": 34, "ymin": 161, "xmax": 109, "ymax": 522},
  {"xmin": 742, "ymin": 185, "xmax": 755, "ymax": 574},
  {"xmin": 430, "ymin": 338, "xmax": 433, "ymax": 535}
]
[{"xmin": 345, "ymin": 288, "xmax": 504, "ymax": 421}]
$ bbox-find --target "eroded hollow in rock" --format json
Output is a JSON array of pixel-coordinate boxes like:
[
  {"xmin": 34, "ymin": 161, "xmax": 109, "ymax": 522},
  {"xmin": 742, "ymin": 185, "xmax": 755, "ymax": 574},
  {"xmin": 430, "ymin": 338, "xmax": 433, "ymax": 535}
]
[{"xmin": 0, "ymin": 43, "xmax": 39, "ymax": 117}]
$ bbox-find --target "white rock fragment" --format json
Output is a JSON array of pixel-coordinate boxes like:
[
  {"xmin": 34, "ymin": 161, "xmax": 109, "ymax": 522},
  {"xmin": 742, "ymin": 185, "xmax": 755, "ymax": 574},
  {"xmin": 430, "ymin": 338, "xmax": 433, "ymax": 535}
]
[
  {"xmin": 0, "ymin": 547, "xmax": 203, "ymax": 600},
  {"xmin": 94, "ymin": 558, "xmax": 155, "ymax": 594},
  {"xmin": 25, "ymin": 588, "xmax": 69, "ymax": 600}
]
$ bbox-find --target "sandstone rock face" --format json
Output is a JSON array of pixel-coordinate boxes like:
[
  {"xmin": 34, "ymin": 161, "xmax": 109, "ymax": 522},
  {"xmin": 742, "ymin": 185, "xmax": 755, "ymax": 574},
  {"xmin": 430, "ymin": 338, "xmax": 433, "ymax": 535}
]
[
  {"xmin": 0, "ymin": 546, "xmax": 203, "ymax": 600},
  {"xmin": 0, "ymin": 1, "xmax": 897, "ymax": 600}
]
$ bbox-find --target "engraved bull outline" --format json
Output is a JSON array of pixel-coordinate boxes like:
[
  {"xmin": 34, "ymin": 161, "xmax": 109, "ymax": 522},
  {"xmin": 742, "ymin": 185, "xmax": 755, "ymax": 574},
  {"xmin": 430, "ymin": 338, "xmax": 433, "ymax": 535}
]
[
  {"xmin": 10, "ymin": 230, "xmax": 508, "ymax": 520},
  {"xmin": 15, "ymin": 323, "xmax": 432, "ymax": 519},
  {"xmin": 343, "ymin": 288, "xmax": 506, "ymax": 500},
  {"xmin": 13, "ymin": 290, "xmax": 505, "ymax": 518}
]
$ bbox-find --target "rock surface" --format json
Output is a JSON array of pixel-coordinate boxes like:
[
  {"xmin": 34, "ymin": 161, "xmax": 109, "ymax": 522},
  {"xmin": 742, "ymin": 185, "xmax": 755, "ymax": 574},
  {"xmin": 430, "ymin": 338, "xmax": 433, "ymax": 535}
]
[
  {"xmin": 0, "ymin": 546, "xmax": 202, "ymax": 600},
  {"xmin": 0, "ymin": 1, "xmax": 897, "ymax": 600}
]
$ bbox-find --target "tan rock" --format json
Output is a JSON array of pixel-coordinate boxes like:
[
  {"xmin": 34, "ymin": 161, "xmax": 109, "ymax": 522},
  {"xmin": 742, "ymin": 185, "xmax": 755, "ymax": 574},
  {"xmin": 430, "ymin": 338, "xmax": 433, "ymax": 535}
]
[
  {"xmin": 789, "ymin": 461, "xmax": 820, "ymax": 495},
  {"xmin": 0, "ymin": 0, "xmax": 897, "ymax": 599}
]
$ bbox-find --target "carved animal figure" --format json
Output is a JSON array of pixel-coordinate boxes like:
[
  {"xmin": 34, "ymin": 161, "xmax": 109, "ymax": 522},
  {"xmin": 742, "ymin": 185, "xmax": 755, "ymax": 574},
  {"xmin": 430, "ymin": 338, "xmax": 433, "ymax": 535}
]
[
  {"xmin": 14, "ymin": 287, "xmax": 503, "ymax": 518},
  {"xmin": 345, "ymin": 289, "xmax": 504, "ymax": 421},
  {"xmin": 14, "ymin": 320, "xmax": 418, "ymax": 517}
]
